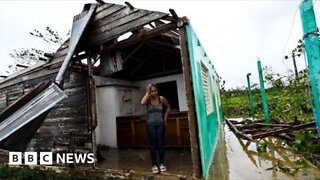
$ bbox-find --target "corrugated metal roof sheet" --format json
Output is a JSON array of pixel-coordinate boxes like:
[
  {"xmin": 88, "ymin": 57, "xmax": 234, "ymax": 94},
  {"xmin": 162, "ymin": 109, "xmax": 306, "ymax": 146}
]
[{"xmin": 55, "ymin": 3, "xmax": 97, "ymax": 85}]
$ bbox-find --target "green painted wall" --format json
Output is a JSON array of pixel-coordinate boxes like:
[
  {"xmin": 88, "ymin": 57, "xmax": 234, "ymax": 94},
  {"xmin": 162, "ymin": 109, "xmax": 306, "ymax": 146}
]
[{"xmin": 186, "ymin": 23, "xmax": 223, "ymax": 178}]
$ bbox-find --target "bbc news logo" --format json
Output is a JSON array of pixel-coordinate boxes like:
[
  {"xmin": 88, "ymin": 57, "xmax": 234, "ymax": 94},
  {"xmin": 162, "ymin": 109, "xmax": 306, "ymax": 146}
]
[{"xmin": 9, "ymin": 152, "xmax": 95, "ymax": 165}]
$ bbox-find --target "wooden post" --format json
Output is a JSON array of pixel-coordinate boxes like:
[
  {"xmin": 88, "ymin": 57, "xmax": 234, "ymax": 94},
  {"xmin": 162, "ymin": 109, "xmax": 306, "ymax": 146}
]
[
  {"xmin": 246, "ymin": 73, "xmax": 254, "ymax": 118},
  {"xmin": 291, "ymin": 51, "xmax": 299, "ymax": 81},
  {"xmin": 86, "ymin": 52, "xmax": 98, "ymax": 168},
  {"xmin": 179, "ymin": 25, "xmax": 202, "ymax": 178}
]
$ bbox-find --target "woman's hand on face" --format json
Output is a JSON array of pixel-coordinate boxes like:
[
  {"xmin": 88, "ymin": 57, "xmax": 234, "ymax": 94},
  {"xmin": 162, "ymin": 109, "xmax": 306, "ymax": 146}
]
[{"xmin": 146, "ymin": 84, "xmax": 152, "ymax": 93}]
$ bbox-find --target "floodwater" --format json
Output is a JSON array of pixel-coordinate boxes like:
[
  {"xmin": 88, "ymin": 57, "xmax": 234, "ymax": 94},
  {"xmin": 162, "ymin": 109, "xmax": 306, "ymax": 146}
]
[
  {"xmin": 1, "ymin": 118, "xmax": 320, "ymax": 179},
  {"xmin": 97, "ymin": 148, "xmax": 193, "ymax": 177},
  {"xmin": 0, "ymin": 148, "xmax": 193, "ymax": 179},
  {"xmin": 208, "ymin": 119, "xmax": 320, "ymax": 180}
]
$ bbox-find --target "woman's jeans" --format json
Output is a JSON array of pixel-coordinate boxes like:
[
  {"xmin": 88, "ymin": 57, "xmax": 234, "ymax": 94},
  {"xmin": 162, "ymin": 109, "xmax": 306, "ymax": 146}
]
[{"xmin": 147, "ymin": 124, "xmax": 165, "ymax": 166}]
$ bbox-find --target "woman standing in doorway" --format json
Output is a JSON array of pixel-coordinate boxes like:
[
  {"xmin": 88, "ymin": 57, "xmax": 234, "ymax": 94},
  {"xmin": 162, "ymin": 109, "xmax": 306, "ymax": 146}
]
[{"xmin": 140, "ymin": 83, "xmax": 170, "ymax": 174}]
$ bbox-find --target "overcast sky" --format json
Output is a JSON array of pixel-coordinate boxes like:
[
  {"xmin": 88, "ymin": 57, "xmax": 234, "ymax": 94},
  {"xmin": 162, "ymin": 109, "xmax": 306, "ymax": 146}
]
[{"xmin": 1, "ymin": 0, "xmax": 320, "ymax": 89}]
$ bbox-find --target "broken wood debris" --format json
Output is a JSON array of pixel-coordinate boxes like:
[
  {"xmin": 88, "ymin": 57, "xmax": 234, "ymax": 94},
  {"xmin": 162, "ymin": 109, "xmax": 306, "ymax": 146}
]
[
  {"xmin": 225, "ymin": 119, "xmax": 253, "ymax": 141},
  {"xmin": 225, "ymin": 118, "xmax": 316, "ymax": 141},
  {"xmin": 252, "ymin": 122, "xmax": 315, "ymax": 139}
]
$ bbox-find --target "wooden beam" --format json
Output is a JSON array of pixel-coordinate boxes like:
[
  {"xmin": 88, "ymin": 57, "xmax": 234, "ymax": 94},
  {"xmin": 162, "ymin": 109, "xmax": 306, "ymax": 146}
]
[
  {"xmin": 86, "ymin": 52, "xmax": 97, "ymax": 130},
  {"xmin": 161, "ymin": 15, "xmax": 188, "ymax": 23},
  {"xmin": 147, "ymin": 39, "xmax": 180, "ymax": 49},
  {"xmin": 129, "ymin": 52, "xmax": 154, "ymax": 77},
  {"xmin": 44, "ymin": 53, "xmax": 54, "ymax": 59},
  {"xmin": 16, "ymin": 64, "xmax": 29, "ymax": 69},
  {"xmin": 162, "ymin": 31, "xmax": 179, "ymax": 40},
  {"xmin": 179, "ymin": 26, "xmax": 202, "ymax": 178},
  {"xmin": 275, "ymin": 134, "xmax": 294, "ymax": 141},
  {"xmin": 225, "ymin": 119, "xmax": 253, "ymax": 141},
  {"xmin": 122, "ymin": 42, "xmax": 145, "ymax": 63},
  {"xmin": 254, "ymin": 123, "xmax": 291, "ymax": 128},
  {"xmin": 92, "ymin": 55, "xmax": 100, "ymax": 66},
  {"xmin": 86, "ymin": 52, "xmax": 98, "ymax": 168},
  {"xmin": 95, "ymin": 0, "xmax": 105, "ymax": 4},
  {"xmin": 70, "ymin": 64, "xmax": 100, "ymax": 75},
  {"xmin": 72, "ymin": 52, "xmax": 88, "ymax": 62},
  {"xmin": 100, "ymin": 22, "xmax": 178, "ymax": 53},
  {"xmin": 169, "ymin": 9, "xmax": 178, "ymax": 19},
  {"xmin": 125, "ymin": 1, "xmax": 134, "ymax": 10},
  {"xmin": 237, "ymin": 123, "xmax": 290, "ymax": 131},
  {"xmin": 148, "ymin": 23, "xmax": 155, "ymax": 29},
  {"xmin": 154, "ymin": 20, "xmax": 165, "ymax": 27},
  {"xmin": 252, "ymin": 122, "xmax": 316, "ymax": 139},
  {"xmin": 39, "ymin": 57, "xmax": 49, "ymax": 61},
  {"xmin": 155, "ymin": 20, "xmax": 180, "ymax": 36},
  {"xmin": 154, "ymin": 20, "xmax": 180, "ymax": 45}
]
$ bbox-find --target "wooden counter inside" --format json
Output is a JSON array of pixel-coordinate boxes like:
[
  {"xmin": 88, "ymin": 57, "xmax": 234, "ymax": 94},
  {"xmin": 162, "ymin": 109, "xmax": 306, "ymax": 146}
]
[{"xmin": 116, "ymin": 111, "xmax": 190, "ymax": 148}]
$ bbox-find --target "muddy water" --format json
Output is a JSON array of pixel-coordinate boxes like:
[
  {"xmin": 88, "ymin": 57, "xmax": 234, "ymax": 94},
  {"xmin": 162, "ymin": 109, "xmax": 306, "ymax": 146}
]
[
  {"xmin": 208, "ymin": 120, "xmax": 320, "ymax": 180},
  {"xmin": 97, "ymin": 148, "xmax": 193, "ymax": 176}
]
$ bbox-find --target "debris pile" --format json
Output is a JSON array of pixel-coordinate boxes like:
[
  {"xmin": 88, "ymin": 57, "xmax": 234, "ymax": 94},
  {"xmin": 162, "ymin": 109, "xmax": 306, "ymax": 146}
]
[{"xmin": 225, "ymin": 118, "xmax": 316, "ymax": 142}]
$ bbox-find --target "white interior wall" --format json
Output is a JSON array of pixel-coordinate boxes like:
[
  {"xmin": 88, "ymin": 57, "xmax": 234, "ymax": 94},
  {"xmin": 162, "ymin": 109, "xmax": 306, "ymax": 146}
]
[
  {"xmin": 96, "ymin": 86, "xmax": 118, "ymax": 147},
  {"xmin": 94, "ymin": 74, "xmax": 188, "ymax": 147},
  {"xmin": 95, "ymin": 76, "xmax": 144, "ymax": 147},
  {"xmin": 135, "ymin": 74, "xmax": 187, "ymax": 111}
]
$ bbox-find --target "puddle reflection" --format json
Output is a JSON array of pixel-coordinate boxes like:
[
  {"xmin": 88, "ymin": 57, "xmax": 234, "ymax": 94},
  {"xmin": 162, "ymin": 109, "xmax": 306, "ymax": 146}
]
[{"xmin": 208, "ymin": 120, "xmax": 320, "ymax": 180}]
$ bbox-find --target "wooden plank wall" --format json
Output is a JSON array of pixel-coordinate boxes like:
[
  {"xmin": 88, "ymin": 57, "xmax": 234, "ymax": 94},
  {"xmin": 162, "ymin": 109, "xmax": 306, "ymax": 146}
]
[
  {"xmin": 87, "ymin": 3, "xmax": 168, "ymax": 45},
  {"xmin": 0, "ymin": 41, "xmax": 88, "ymax": 152},
  {"xmin": 0, "ymin": 2, "xmax": 170, "ymax": 152},
  {"xmin": 0, "ymin": 93, "xmax": 6, "ymax": 112}
]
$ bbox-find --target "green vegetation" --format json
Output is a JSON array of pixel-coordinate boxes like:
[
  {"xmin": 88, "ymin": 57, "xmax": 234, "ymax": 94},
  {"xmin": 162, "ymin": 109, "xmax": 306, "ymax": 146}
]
[
  {"xmin": 292, "ymin": 131, "xmax": 320, "ymax": 168},
  {"xmin": 0, "ymin": 165, "xmax": 99, "ymax": 180},
  {"xmin": 222, "ymin": 67, "xmax": 313, "ymax": 122},
  {"xmin": 222, "ymin": 66, "xmax": 320, "ymax": 168},
  {"xmin": 276, "ymin": 161, "xmax": 300, "ymax": 176},
  {"xmin": 0, "ymin": 165, "xmax": 41, "ymax": 180},
  {"xmin": 256, "ymin": 141, "xmax": 267, "ymax": 152}
]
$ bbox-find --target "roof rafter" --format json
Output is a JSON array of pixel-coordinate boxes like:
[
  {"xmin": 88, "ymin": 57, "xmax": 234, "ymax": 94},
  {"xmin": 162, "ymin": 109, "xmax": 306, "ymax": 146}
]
[
  {"xmin": 100, "ymin": 21, "xmax": 182, "ymax": 53},
  {"xmin": 129, "ymin": 52, "xmax": 155, "ymax": 77}
]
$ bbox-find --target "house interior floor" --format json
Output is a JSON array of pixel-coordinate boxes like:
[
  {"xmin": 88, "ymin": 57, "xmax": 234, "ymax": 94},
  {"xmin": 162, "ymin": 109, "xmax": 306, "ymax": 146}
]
[{"xmin": 97, "ymin": 148, "xmax": 193, "ymax": 176}]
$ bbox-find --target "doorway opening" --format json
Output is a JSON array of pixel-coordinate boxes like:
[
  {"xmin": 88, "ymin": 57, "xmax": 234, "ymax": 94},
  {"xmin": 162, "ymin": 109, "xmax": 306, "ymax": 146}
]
[
  {"xmin": 89, "ymin": 27, "xmax": 194, "ymax": 177},
  {"xmin": 156, "ymin": 80, "xmax": 179, "ymax": 112}
]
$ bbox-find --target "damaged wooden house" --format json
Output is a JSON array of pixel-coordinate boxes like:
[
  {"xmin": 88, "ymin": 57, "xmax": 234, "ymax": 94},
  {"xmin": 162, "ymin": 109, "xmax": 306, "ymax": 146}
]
[{"xmin": 0, "ymin": 2, "xmax": 223, "ymax": 178}]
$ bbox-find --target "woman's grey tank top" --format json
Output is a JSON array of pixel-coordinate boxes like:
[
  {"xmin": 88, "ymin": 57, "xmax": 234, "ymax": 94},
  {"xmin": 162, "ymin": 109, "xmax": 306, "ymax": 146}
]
[{"xmin": 146, "ymin": 96, "xmax": 164, "ymax": 126}]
